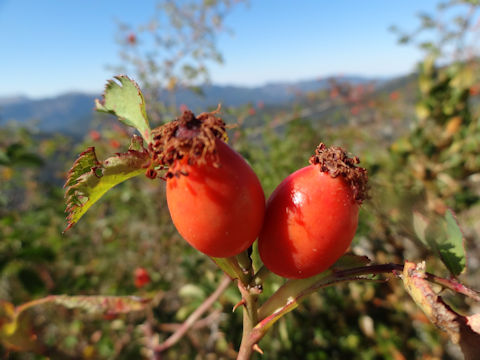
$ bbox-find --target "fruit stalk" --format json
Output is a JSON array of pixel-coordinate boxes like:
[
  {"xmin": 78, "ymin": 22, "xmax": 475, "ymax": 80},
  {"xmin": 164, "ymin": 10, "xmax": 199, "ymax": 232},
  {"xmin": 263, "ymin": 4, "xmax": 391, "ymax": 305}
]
[{"xmin": 237, "ymin": 278, "xmax": 260, "ymax": 360}]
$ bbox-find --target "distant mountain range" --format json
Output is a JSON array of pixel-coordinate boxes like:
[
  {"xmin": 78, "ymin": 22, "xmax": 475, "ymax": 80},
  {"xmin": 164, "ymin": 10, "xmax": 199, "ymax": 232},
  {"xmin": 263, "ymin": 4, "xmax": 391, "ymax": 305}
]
[
  {"xmin": 0, "ymin": 76, "xmax": 389, "ymax": 136},
  {"xmin": 0, "ymin": 93, "xmax": 97, "ymax": 135}
]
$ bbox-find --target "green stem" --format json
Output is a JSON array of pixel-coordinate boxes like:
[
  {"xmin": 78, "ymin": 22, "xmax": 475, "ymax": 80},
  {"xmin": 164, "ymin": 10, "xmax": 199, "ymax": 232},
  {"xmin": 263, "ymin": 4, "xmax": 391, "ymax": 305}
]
[
  {"xmin": 236, "ymin": 281, "xmax": 259, "ymax": 360},
  {"xmin": 226, "ymin": 256, "xmax": 250, "ymax": 284},
  {"xmin": 233, "ymin": 248, "xmax": 262, "ymax": 359},
  {"xmin": 237, "ymin": 251, "xmax": 253, "ymax": 277}
]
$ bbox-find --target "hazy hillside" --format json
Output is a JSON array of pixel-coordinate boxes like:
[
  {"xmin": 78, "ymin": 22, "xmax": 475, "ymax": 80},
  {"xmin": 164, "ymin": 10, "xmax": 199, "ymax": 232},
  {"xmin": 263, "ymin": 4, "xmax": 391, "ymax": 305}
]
[
  {"xmin": 0, "ymin": 93, "xmax": 96, "ymax": 136},
  {"xmin": 0, "ymin": 75, "xmax": 392, "ymax": 135}
]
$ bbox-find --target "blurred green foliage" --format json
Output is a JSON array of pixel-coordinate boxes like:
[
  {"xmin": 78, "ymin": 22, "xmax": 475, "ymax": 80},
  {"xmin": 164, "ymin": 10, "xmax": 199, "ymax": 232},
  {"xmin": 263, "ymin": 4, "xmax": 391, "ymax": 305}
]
[{"xmin": 0, "ymin": 96, "xmax": 468, "ymax": 359}]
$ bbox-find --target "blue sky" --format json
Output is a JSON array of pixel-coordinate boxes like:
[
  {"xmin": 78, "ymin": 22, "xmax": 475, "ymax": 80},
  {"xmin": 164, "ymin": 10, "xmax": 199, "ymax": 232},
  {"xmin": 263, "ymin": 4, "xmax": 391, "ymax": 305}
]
[{"xmin": 0, "ymin": 0, "xmax": 440, "ymax": 98}]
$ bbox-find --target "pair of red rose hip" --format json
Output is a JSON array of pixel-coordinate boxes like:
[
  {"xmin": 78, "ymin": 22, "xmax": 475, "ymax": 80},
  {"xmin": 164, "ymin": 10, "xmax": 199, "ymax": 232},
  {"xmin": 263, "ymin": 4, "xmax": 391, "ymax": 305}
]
[{"xmin": 152, "ymin": 110, "xmax": 368, "ymax": 279}]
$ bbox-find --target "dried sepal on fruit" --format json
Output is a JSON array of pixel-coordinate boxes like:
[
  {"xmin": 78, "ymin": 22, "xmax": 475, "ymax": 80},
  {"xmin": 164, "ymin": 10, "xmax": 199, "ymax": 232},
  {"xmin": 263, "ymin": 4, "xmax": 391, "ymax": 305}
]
[
  {"xmin": 309, "ymin": 143, "xmax": 369, "ymax": 203},
  {"xmin": 148, "ymin": 108, "xmax": 227, "ymax": 179}
]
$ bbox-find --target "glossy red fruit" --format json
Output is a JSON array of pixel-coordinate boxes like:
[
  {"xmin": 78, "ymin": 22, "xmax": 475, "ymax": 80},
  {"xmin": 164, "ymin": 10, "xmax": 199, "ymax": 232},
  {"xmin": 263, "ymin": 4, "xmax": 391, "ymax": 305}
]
[
  {"xmin": 258, "ymin": 144, "xmax": 368, "ymax": 279},
  {"xmin": 167, "ymin": 139, "xmax": 264, "ymax": 257},
  {"xmin": 152, "ymin": 110, "xmax": 265, "ymax": 258}
]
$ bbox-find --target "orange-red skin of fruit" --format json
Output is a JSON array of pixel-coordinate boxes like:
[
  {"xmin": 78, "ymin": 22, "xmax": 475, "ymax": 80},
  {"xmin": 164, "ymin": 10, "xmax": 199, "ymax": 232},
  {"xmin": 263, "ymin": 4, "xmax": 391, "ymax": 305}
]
[
  {"xmin": 166, "ymin": 139, "xmax": 265, "ymax": 258},
  {"xmin": 258, "ymin": 165, "xmax": 359, "ymax": 279}
]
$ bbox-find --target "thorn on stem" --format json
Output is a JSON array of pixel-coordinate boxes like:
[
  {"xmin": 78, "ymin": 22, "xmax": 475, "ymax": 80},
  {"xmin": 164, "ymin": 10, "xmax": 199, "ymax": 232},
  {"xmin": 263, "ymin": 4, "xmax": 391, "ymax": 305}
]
[
  {"xmin": 232, "ymin": 298, "xmax": 246, "ymax": 312},
  {"xmin": 253, "ymin": 343, "xmax": 264, "ymax": 355},
  {"xmin": 249, "ymin": 284, "xmax": 263, "ymax": 295}
]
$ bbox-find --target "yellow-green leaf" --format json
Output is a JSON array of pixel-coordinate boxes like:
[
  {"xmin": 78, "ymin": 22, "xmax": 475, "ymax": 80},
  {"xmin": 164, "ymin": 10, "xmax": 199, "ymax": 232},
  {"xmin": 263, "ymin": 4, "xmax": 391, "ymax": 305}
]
[
  {"xmin": 95, "ymin": 76, "xmax": 152, "ymax": 143},
  {"xmin": 412, "ymin": 209, "xmax": 466, "ymax": 276}
]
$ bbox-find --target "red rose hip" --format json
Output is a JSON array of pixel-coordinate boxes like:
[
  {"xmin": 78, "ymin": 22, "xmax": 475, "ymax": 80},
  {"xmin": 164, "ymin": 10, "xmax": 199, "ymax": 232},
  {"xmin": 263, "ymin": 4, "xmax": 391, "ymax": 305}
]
[
  {"xmin": 258, "ymin": 144, "xmax": 368, "ymax": 279},
  {"xmin": 151, "ymin": 110, "xmax": 265, "ymax": 258}
]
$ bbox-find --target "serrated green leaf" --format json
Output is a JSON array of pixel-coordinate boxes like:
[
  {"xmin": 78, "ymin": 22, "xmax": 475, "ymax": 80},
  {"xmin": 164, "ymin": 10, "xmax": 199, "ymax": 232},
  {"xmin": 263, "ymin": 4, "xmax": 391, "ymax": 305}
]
[
  {"xmin": 440, "ymin": 210, "xmax": 466, "ymax": 276},
  {"xmin": 412, "ymin": 209, "xmax": 466, "ymax": 276},
  {"xmin": 64, "ymin": 138, "xmax": 150, "ymax": 231},
  {"xmin": 95, "ymin": 76, "xmax": 152, "ymax": 143},
  {"xmin": 64, "ymin": 146, "xmax": 99, "ymax": 190}
]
